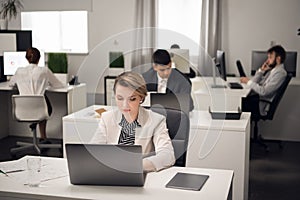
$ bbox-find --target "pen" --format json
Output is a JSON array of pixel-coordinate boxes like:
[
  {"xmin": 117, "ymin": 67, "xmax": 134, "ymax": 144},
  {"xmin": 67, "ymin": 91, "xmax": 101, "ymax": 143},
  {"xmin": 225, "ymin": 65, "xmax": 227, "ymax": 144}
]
[
  {"xmin": 6, "ymin": 169, "xmax": 25, "ymax": 174},
  {"xmin": 0, "ymin": 169, "xmax": 9, "ymax": 177}
]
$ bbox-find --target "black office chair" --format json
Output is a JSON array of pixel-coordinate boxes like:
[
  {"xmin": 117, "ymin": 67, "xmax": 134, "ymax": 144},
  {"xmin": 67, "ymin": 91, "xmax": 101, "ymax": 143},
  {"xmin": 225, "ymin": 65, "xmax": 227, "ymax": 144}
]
[
  {"xmin": 252, "ymin": 73, "xmax": 292, "ymax": 151},
  {"xmin": 148, "ymin": 106, "xmax": 190, "ymax": 167},
  {"xmin": 236, "ymin": 60, "xmax": 246, "ymax": 77},
  {"xmin": 10, "ymin": 95, "xmax": 62, "ymax": 156}
]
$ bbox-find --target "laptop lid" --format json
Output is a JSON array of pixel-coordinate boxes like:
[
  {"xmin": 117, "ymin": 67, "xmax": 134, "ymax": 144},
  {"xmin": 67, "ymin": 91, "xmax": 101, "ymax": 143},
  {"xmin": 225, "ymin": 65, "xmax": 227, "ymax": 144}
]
[
  {"xmin": 150, "ymin": 93, "xmax": 190, "ymax": 115},
  {"xmin": 65, "ymin": 144, "xmax": 144, "ymax": 186}
]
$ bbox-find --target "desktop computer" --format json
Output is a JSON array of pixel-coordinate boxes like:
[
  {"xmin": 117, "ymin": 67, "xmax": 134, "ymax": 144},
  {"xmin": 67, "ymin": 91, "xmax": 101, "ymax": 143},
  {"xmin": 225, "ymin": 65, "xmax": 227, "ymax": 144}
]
[
  {"xmin": 3, "ymin": 51, "xmax": 45, "ymax": 76},
  {"xmin": 0, "ymin": 56, "xmax": 7, "ymax": 82},
  {"xmin": 167, "ymin": 49, "xmax": 190, "ymax": 74}
]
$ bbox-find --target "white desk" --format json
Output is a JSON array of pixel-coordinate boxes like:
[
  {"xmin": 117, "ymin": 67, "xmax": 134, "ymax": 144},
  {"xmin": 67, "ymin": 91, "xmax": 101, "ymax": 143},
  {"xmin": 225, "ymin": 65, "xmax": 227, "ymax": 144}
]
[
  {"xmin": 187, "ymin": 110, "xmax": 251, "ymax": 200},
  {"xmin": 0, "ymin": 81, "xmax": 87, "ymax": 139},
  {"xmin": 0, "ymin": 156, "xmax": 233, "ymax": 200},
  {"xmin": 63, "ymin": 105, "xmax": 251, "ymax": 200},
  {"xmin": 191, "ymin": 77, "xmax": 250, "ymax": 111}
]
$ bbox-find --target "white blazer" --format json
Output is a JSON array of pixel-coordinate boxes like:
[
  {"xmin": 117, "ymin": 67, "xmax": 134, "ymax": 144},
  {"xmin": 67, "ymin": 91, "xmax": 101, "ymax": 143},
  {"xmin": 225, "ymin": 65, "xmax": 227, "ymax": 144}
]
[{"xmin": 90, "ymin": 106, "xmax": 175, "ymax": 171}]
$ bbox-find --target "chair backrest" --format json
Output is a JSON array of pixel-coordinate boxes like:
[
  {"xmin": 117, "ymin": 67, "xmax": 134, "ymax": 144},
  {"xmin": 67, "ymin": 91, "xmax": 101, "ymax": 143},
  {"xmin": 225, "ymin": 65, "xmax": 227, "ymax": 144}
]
[
  {"xmin": 264, "ymin": 73, "xmax": 292, "ymax": 120},
  {"xmin": 12, "ymin": 95, "xmax": 49, "ymax": 122},
  {"xmin": 236, "ymin": 60, "xmax": 246, "ymax": 77},
  {"xmin": 149, "ymin": 107, "xmax": 190, "ymax": 167}
]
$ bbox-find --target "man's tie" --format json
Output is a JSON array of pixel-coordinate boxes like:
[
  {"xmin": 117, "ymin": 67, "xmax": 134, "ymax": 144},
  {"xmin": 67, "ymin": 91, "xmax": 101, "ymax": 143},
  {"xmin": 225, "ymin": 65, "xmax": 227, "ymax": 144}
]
[{"xmin": 158, "ymin": 79, "xmax": 167, "ymax": 93}]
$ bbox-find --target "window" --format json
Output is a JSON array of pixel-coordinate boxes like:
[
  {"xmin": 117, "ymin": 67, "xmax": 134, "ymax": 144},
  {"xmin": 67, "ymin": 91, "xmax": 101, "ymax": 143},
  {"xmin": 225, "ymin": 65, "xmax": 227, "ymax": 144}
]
[
  {"xmin": 157, "ymin": 0, "xmax": 202, "ymax": 55},
  {"xmin": 21, "ymin": 11, "xmax": 88, "ymax": 54}
]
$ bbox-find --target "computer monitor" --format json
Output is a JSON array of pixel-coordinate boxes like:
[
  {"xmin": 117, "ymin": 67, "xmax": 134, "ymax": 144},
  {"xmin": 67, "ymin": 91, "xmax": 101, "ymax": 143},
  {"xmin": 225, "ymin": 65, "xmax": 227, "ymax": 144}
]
[
  {"xmin": 216, "ymin": 50, "xmax": 227, "ymax": 81},
  {"xmin": 0, "ymin": 56, "xmax": 6, "ymax": 82},
  {"xmin": 251, "ymin": 50, "xmax": 297, "ymax": 77},
  {"xmin": 3, "ymin": 51, "xmax": 45, "ymax": 75},
  {"xmin": 167, "ymin": 49, "xmax": 190, "ymax": 73}
]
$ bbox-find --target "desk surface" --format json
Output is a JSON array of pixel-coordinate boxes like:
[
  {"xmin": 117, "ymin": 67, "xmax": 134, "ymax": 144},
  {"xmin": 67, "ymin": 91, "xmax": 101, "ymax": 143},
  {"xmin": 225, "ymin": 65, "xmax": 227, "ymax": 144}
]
[
  {"xmin": 190, "ymin": 77, "xmax": 251, "ymax": 111},
  {"xmin": 0, "ymin": 156, "xmax": 233, "ymax": 200},
  {"xmin": 63, "ymin": 105, "xmax": 251, "ymax": 132},
  {"xmin": 191, "ymin": 77, "xmax": 250, "ymax": 94},
  {"xmin": 0, "ymin": 81, "xmax": 86, "ymax": 93}
]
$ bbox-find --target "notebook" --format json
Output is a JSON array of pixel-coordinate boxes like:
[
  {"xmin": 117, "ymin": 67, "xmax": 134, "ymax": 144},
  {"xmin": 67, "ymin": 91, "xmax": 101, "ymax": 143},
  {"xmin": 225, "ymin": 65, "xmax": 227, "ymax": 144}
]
[
  {"xmin": 165, "ymin": 172, "xmax": 209, "ymax": 191},
  {"xmin": 65, "ymin": 144, "xmax": 145, "ymax": 186}
]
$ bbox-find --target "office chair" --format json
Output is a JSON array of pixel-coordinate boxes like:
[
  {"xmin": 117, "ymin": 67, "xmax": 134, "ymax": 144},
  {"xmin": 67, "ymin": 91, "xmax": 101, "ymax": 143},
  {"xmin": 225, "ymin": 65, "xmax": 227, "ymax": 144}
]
[
  {"xmin": 148, "ymin": 106, "xmax": 190, "ymax": 167},
  {"xmin": 236, "ymin": 60, "xmax": 246, "ymax": 77},
  {"xmin": 10, "ymin": 95, "xmax": 62, "ymax": 156},
  {"xmin": 252, "ymin": 73, "xmax": 292, "ymax": 151}
]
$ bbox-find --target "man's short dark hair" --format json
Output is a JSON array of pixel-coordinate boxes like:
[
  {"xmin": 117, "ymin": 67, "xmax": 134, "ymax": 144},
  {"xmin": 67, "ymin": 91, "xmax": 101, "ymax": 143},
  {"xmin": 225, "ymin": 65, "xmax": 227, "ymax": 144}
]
[
  {"xmin": 152, "ymin": 49, "xmax": 171, "ymax": 65},
  {"xmin": 267, "ymin": 45, "xmax": 286, "ymax": 63}
]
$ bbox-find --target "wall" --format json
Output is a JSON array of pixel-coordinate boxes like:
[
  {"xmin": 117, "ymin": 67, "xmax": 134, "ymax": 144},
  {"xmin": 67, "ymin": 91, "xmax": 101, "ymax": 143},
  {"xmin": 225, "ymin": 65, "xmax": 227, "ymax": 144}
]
[
  {"xmin": 8, "ymin": 0, "xmax": 136, "ymax": 105},
  {"xmin": 6, "ymin": 0, "xmax": 300, "ymax": 103},
  {"xmin": 221, "ymin": 0, "xmax": 300, "ymax": 77},
  {"xmin": 221, "ymin": 0, "xmax": 300, "ymax": 141}
]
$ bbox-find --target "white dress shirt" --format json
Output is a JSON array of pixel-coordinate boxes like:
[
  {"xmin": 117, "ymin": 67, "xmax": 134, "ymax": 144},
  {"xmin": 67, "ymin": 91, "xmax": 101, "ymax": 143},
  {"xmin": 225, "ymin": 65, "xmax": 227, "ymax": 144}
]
[
  {"xmin": 9, "ymin": 64, "xmax": 65, "ymax": 95},
  {"xmin": 157, "ymin": 73, "xmax": 167, "ymax": 93}
]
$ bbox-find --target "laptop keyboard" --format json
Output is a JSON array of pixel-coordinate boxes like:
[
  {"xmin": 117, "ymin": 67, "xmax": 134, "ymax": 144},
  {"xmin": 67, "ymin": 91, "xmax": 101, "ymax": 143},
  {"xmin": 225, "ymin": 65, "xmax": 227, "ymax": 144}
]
[{"xmin": 228, "ymin": 82, "xmax": 243, "ymax": 89}]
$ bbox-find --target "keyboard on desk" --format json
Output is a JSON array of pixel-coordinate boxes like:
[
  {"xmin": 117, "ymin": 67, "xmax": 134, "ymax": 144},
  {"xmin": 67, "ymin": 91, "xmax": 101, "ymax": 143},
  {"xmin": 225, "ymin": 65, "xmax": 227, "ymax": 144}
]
[{"xmin": 228, "ymin": 82, "xmax": 243, "ymax": 89}]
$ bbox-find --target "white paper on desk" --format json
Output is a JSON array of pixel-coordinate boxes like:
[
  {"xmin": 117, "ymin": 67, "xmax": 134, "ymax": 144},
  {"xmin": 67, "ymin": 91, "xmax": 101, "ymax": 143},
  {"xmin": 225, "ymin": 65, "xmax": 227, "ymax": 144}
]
[
  {"xmin": 0, "ymin": 156, "xmax": 68, "ymax": 185},
  {"xmin": 7, "ymin": 163, "xmax": 68, "ymax": 185},
  {"xmin": 0, "ymin": 158, "xmax": 27, "ymax": 173}
]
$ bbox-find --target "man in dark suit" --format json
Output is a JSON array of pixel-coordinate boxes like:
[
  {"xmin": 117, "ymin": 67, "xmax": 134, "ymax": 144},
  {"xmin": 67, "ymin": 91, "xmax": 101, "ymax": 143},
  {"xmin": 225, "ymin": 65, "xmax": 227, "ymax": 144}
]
[{"xmin": 142, "ymin": 49, "xmax": 194, "ymax": 111}]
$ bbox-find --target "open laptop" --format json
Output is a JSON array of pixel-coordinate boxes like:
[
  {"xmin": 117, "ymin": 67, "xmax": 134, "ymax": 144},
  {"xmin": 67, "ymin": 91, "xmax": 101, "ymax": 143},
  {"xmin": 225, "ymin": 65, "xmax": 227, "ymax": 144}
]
[
  {"xmin": 65, "ymin": 144, "xmax": 145, "ymax": 186},
  {"xmin": 228, "ymin": 60, "xmax": 246, "ymax": 89},
  {"xmin": 150, "ymin": 93, "xmax": 190, "ymax": 115}
]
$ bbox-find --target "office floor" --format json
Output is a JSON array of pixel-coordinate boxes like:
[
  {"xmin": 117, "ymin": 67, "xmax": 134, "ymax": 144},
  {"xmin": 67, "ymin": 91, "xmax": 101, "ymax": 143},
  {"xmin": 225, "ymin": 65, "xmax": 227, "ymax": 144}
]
[{"xmin": 0, "ymin": 136, "xmax": 299, "ymax": 200}]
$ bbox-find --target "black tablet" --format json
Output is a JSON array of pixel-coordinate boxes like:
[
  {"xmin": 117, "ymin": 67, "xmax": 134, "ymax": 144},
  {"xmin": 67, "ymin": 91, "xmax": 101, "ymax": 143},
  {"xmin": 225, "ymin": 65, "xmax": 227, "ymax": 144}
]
[{"xmin": 165, "ymin": 172, "xmax": 209, "ymax": 191}]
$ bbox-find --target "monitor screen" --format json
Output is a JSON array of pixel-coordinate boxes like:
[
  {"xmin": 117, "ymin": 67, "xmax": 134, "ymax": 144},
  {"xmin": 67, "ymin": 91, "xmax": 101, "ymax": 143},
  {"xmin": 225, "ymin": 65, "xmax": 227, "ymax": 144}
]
[
  {"xmin": 216, "ymin": 50, "xmax": 227, "ymax": 81},
  {"xmin": 251, "ymin": 50, "xmax": 297, "ymax": 76},
  {"xmin": 168, "ymin": 49, "xmax": 190, "ymax": 73},
  {"xmin": 0, "ymin": 56, "xmax": 6, "ymax": 82},
  {"xmin": 3, "ymin": 51, "xmax": 45, "ymax": 75}
]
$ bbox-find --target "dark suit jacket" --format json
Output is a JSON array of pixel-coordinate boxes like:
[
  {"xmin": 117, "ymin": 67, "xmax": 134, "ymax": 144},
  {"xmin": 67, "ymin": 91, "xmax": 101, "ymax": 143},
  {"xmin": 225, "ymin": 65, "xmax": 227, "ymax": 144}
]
[{"xmin": 142, "ymin": 68, "xmax": 194, "ymax": 111}]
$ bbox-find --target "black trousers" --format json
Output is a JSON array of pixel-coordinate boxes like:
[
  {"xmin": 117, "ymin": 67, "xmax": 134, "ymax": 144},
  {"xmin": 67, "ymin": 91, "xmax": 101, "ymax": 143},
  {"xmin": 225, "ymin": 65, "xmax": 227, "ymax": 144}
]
[
  {"xmin": 44, "ymin": 94, "xmax": 53, "ymax": 116},
  {"xmin": 242, "ymin": 93, "xmax": 260, "ymax": 120}
]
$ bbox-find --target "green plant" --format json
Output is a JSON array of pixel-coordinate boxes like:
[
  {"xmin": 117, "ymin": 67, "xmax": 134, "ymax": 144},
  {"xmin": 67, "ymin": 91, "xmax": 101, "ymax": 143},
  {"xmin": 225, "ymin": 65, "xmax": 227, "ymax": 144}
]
[
  {"xmin": 47, "ymin": 53, "xmax": 68, "ymax": 73},
  {"xmin": 0, "ymin": 0, "xmax": 24, "ymax": 20}
]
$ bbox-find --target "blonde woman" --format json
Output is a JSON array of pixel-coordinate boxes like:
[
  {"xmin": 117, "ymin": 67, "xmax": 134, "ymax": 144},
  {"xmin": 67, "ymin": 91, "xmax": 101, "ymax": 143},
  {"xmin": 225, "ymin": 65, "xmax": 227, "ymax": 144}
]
[{"xmin": 91, "ymin": 71, "xmax": 175, "ymax": 172}]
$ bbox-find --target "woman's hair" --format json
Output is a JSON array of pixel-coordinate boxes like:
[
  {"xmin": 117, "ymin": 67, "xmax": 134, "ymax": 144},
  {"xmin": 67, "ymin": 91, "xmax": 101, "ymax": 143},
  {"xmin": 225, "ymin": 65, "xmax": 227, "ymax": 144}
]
[
  {"xmin": 113, "ymin": 71, "xmax": 148, "ymax": 103},
  {"xmin": 25, "ymin": 47, "xmax": 41, "ymax": 64}
]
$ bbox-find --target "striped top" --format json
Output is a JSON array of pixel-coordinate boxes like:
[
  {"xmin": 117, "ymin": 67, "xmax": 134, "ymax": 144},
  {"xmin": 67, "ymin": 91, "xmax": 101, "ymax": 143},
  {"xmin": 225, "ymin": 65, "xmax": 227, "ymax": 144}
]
[{"xmin": 118, "ymin": 115, "xmax": 141, "ymax": 145}]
